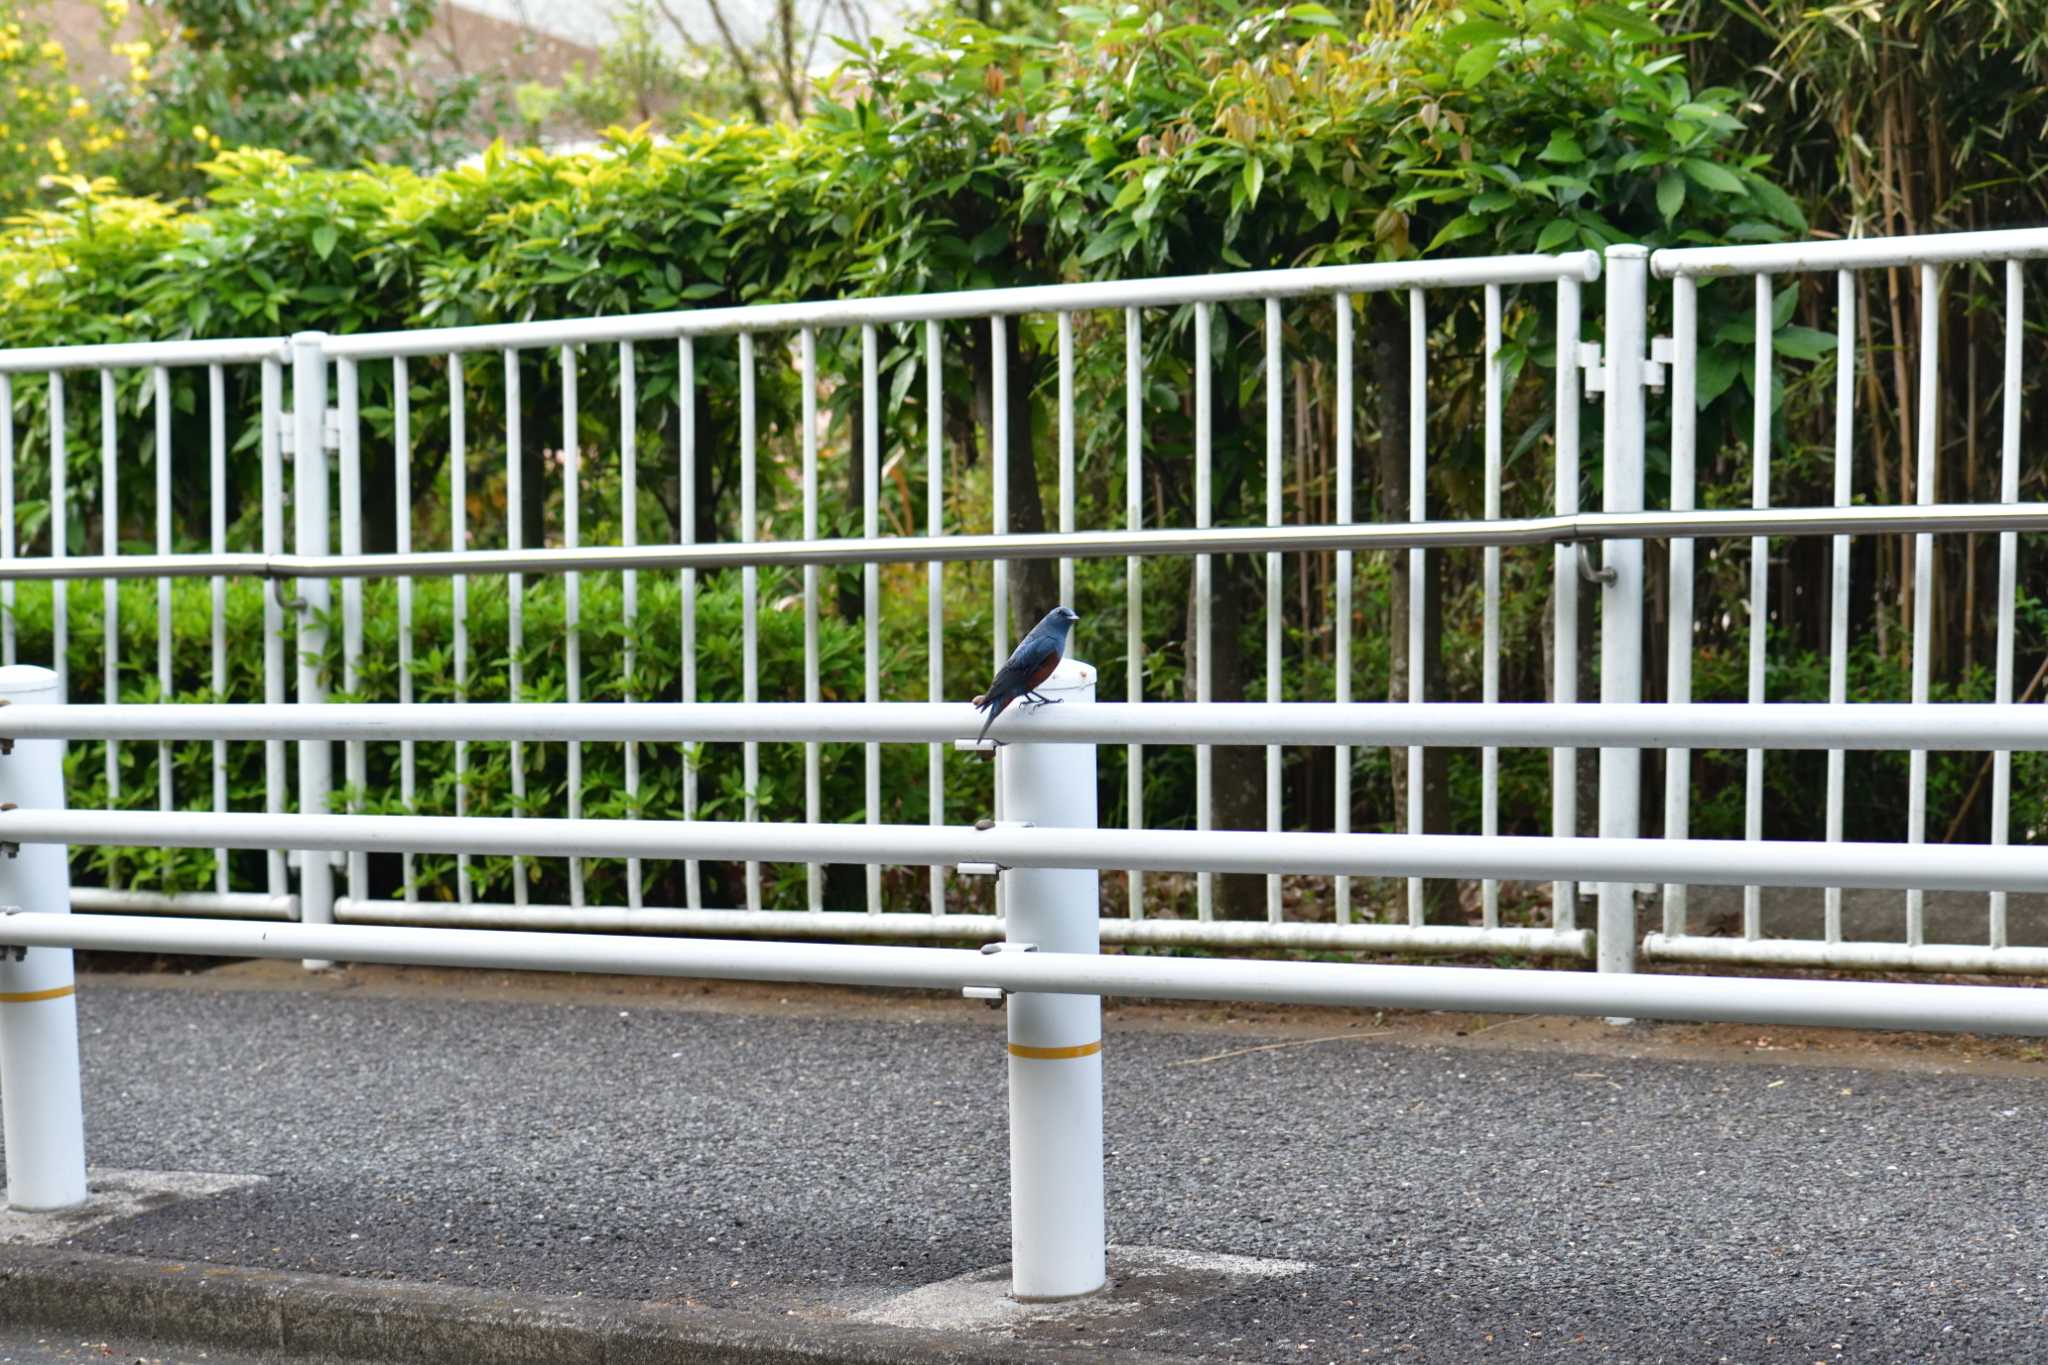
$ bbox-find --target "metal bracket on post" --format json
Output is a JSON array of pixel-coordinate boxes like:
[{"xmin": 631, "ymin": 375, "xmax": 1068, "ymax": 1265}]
[
  {"xmin": 1582, "ymin": 337, "xmax": 1672, "ymax": 394},
  {"xmin": 1576, "ymin": 543, "xmax": 1617, "ymax": 585},
  {"xmin": 0, "ymin": 907, "xmax": 22, "ymax": 963},
  {"xmin": 276, "ymin": 407, "xmax": 342, "ymax": 455},
  {"xmin": 963, "ymin": 941, "xmax": 1037, "ymax": 1005},
  {"xmin": 957, "ymin": 817, "xmax": 1032, "ymax": 878}
]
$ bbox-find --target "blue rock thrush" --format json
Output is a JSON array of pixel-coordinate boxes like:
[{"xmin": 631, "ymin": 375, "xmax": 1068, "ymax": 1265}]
[{"xmin": 972, "ymin": 606, "xmax": 1079, "ymax": 746}]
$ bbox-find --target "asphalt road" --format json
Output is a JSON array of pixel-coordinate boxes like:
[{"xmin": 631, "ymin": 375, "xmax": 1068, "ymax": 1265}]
[{"xmin": 7, "ymin": 969, "xmax": 2047, "ymax": 1362}]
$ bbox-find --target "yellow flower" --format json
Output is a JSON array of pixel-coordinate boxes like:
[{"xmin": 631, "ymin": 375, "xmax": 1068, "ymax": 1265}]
[
  {"xmin": 101, "ymin": 0, "xmax": 131, "ymax": 25},
  {"xmin": 44, "ymin": 137, "xmax": 67, "ymax": 170},
  {"xmin": 190, "ymin": 123, "xmax": 210, "ymax": 143}
]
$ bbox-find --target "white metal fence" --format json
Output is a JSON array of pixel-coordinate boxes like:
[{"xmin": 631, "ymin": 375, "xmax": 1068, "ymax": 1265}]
[{"xmin": 0, "ymin": 233, "xmax": 2046, "ymax": 971}]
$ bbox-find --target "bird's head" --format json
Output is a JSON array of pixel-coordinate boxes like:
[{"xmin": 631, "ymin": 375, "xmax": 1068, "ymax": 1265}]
[{"xmin": 1044, "ymin": 605, "xmax": 1079, "ymax": 635}]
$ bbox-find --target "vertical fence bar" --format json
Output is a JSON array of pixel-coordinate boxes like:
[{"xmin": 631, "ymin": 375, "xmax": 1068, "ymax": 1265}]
[
  {"xmin": 1058, "ymin": 312, "xmax": 1075, "ymax": 610},
  {"xmin": 259, "ymin": 359, "xmax": 285, "ymax": 899},
  {"xmin": 562, "ymin": 345, "xmax": 584, "ymax": 909},
  {"xmin": 1906, "ymin": 263, "xmax": 1939, "ymax": 948},
  {"xmin": 152, "ymin": 367, "xmax": 172, "ymax": 825},
  {"xmin": 1663, "ymin": 277, "xmax": 1699, "ymax": 938},
  {"xmin": 449, "ymin": 354, "xmax": 471, "ymax": 906},
  {"xmin": 925, "ymin": 320, "xmax": 946, "ymax": 917},
  {"xmin": 1194, "ymin": 303, "xmax": 1213, "ymax": 923},
  {"xmin": 862, "ymin": 324, "xmax": 881, "ymax": 914},
  {"xmin": 1406, "ymin": 287, "xmax": 1425, "ymax": 927},
  {"xmin": 1332, "ymin": 296, "xmax": 1353, "ymax": 925},
  {"xmin": 208, "ymin": 365, "xmax": 227, "ymax": 894},
  {"xmin": 0, "ymin": 373, "xmax": 13, "ymax": 667},
  {"xmin": 502, "ymin": 350, "xmax": 523, "ymax": 906},
  {"xmin": 1824, "ymin": 271, "xmax": 1856, "ymax": 944},
  {"xmin": 990, "ymin": 314, "xmax": 1009, "ymax": 915},
  {"xmin": 802, "ymin": 328, "xmax": 823, "ymax": 912},
  {"xmin": 620, "ymin": 341, "xmax": 642, "ymax": 912},
  {"xmin": 337, "ymin": 358, "xmax": 365, "ymax": 907},
  {"xmin": 1125, "ymin": 307, "xmax": 1145, "ymax": 919},
  {"xmin": 289, "ymin": 333, "xmax": 334, "ymax": 964},
  {"xmin": 1989, "ymin": 260, "xmax": 2023, "ymax": 950},
  {"xmin": 1742, "ymin": 276, "xmax": 1770, "ymax": 941},
  {"xmin": 47, "ymin": 374, "xmax": 66, "ymax": 707},
  {"xmin": 1598, "ymin": 245, "xmax": 1648, "ymax": 980},
  {"xmin": 992, "ymin": 315, "xmax": 1009, "ymax": 669},
  {"xmin": 0, "ymin": 664, "xmax": 86, "ymax": 1212},
  {"xmin": 99, "ymin": 370, "xmax": 118, "ymax": 806},
  {"xmin": 1551, "ymin": 278, "xmax": 1580, "ymax": 930},
  {"xmin": 740, "ymin": 332, "xmax": 761, "ymax": 914},
  {"xmin": 1263, "ymin": 298, "xmax": 1282, "ymax": 924},
  {"xmin": 1481, "ymin": 285, "xmax": 1502, "ymax": 929},
  {"xmin": 395, "ymin": 357, "xmax": 417, "ymax": 903},
  {"xmin": 679, "ymin": 337, "xmax": 701, "ymax": 910}
]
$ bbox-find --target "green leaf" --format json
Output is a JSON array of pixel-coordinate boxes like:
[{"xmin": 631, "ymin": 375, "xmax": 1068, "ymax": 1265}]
[
  {"xmin": 1453, "ymin": 40, "xmax": 1502, "ymax": 87},
  {"xmin": 1772, "ymin": 283, "xmax": 1799, "ymax": 330},
  {"xmin": 1426, "ymin": 213, "xmax": 1489, "ymax": 252},
  {"xmin": 1535, "ymin": 218, "xmax": 1578, "ymax": 252},
  {"xmin": 1656, "ymin": 172, "xmax": 1685, "ymax": 222},
  {"xmin": 1679, "ymin": 158, "xmax": 1745, "ymax": 196},
  {"xmin": 1773, "ymin": 325, "xmax": 1838, "ymax": 360},
  {"xmin": 1241, "ymin": 156, "xmax": 1263, "ymax": 209},
  {"xmin": 1695, "ymin": 348, "xmax": 1740, "ymax": 406},
  {"xmin": 1744, "ymin": 176, "xmax": 1807, "ymax": 232},
  {"xmin": 310, "ymin": 225, "xmax": 339, "ymax": 261},
  {"xmin": 1537, "ymin": 132, "xmax": 1585, "ymax": 164}
]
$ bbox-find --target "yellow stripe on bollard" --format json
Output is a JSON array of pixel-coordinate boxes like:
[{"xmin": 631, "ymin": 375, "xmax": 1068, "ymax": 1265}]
[
  {"xmin": 1007, "ymin": 1040, "xmax": 1101, "ymax": 1061},
  {"xmin": 0, "ymin": 985, "xmax": 75, "ymax": 1004}
]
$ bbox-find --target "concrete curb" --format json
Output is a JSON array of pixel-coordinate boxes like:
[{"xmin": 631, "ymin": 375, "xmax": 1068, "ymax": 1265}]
[{"xmin": 0, "ymin": 1246, "xmax": 1185, "ymax": 1365}]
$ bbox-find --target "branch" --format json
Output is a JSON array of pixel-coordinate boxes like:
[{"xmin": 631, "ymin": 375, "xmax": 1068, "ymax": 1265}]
[{"xmin": 698, "ymin": 0, "xmax": 771, "ymax": 123}]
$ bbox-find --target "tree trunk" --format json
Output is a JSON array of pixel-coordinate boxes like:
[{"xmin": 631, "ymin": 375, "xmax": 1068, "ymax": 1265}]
[
  {"xmin": 1367, "ymin": 299, "xmax": 1456, "ymax": 923},
  {"xmin": 999, "ymin": 324, "xmax": 1060, "ymax": 628},
  {"xmin": 1189, "ymin": 552, "xmax": 1267, "ymax": 919}
]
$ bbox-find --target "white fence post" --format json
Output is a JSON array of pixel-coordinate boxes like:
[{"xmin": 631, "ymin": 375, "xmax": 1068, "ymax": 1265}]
[
  {"xmin": 998, "ymin": 657, "xmax": 1105, "ymax": 1300},
  {"xmin": 290, "ymin": 333, "xmax": 335, "ymax": 970},
  {"xmin": 0, "ymin": 664, "xmax": 87, "ymax": 1210},
  {"xmin": 1599, "ymin": 247, "xmax": 1649, "ymax": 979}
]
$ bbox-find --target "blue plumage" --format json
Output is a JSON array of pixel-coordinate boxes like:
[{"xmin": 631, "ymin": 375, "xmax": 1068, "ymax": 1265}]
[{"xmin": 973, "ymin": 606, "xmax": 1079, "ymax": 745}]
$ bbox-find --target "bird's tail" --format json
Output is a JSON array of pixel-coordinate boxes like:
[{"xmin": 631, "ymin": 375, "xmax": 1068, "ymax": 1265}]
[{"xmin": 975, "ymin": 690, "xmax": 1008, "ymax": 746}]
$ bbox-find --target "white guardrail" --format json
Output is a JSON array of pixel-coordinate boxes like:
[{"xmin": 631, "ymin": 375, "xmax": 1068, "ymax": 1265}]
[{"xmin": 6, "ymin": 659, "xmax": 2048, "ymax": 1304}]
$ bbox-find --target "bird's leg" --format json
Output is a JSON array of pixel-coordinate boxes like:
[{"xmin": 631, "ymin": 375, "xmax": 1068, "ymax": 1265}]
[{"xmin": 1022, "ymin": 691, "xmax": 1062, "ymax": 709}]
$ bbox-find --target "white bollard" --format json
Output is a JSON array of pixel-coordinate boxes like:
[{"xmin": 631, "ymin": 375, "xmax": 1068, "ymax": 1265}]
[
  {"xmin": 0, "ymin": 664, "xmax": 87, "ymax": 1211},
  {"xmin": 997, "ymin": 656, "xmax": 1105, "ymax": 1300}
]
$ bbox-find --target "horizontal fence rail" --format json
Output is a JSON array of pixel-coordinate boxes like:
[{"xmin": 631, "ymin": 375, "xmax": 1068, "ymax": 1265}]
[
  {"xmin": 6, "ymin": 700, "xmax": 2048, "ymax": 750},
  {"xmin": 11, "ymin": 810, "xmax": 2048, "ymax": 894},
  {"xmin": 1, "ymin": 913, "xmax": 2042, "ymax": 1036},
  {"xmin": 0, "ymin": 504, "xmax": 2044, "ymax": 582},
  {"xmin": 318, "ymin": 254, "xmax": 1605, "ymax": 357}
]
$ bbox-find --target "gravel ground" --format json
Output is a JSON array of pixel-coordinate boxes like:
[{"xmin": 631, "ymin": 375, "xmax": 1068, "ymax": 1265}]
[{"xmin": 6, "ymin": 971, "xmax": 2046, "ymax": 1362}]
